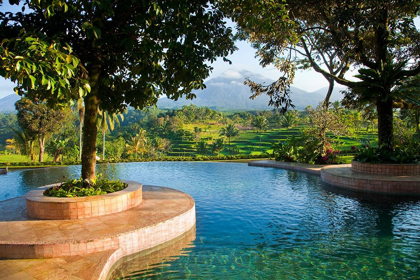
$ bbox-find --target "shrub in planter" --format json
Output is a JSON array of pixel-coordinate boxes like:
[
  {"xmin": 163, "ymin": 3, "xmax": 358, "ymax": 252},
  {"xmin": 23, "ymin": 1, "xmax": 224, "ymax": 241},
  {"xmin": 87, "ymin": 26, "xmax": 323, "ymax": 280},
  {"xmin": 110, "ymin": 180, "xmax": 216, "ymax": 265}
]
[
  {"xmin": 44, "ymin": 174, "xmax": 127, "ymax": 197},
  {"xmin": 354, "ymin": 145, "xmax": 419, "ymax": 164}
]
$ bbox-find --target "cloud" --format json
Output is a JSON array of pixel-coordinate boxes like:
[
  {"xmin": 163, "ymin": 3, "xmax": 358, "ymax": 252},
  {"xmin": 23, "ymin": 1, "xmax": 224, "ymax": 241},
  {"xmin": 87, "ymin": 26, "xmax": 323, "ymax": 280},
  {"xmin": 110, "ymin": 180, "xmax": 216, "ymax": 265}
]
[{"xmin": 221, "ymin": 69, "xmax": 244, "ymax": 80}]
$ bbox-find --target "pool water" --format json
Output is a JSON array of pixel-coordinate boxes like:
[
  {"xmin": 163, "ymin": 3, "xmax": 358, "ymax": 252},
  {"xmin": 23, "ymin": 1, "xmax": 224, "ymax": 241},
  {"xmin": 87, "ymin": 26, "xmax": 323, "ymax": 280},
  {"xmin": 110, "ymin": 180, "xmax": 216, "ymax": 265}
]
[{"xmin": 1, "ymin": 162, "xmax": 419, "ymax": 279}]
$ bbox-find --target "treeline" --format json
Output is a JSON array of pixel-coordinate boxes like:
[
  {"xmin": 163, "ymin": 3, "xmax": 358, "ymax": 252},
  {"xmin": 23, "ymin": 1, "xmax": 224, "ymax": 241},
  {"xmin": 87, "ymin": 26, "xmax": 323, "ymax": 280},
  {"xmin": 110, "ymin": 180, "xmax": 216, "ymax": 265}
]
[{"xmin": 1, "ymin": 99, "xmax": 419, "ymax": 164}]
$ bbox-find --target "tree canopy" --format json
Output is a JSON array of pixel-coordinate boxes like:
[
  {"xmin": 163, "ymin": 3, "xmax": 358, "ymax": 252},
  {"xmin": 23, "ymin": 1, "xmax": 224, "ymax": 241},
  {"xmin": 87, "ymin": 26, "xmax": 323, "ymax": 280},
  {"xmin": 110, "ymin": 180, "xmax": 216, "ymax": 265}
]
[
  {"xmin": 228, "ymin": 0, "xmax": 420, "ymax": 150},
  {"xmin": 1, "ymin": 0, "xmax": 236, "ymax": 180}
]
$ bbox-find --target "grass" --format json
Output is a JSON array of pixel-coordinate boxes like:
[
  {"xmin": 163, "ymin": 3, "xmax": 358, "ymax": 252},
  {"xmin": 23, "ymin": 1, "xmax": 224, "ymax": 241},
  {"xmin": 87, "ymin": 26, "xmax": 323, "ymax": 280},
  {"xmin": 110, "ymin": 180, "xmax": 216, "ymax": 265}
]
[{"xmin": 0, "ymin": 154, "xmax": 32, "ymax": 163}]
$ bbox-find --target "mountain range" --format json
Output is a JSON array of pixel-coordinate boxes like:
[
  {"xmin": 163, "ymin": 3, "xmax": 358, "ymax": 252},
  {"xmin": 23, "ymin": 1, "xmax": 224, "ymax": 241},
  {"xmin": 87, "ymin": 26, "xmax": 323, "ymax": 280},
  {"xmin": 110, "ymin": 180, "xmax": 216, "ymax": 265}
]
[
  {"xmin": 157, "ymin": 70, "xmax": 345, "ymax": 110},
  {"xmin": 0, "ymin": 70, "xmax": 346, "ymax": 113},
  {"xmin": 0, "ymin": 94, "xmax": 20, "ymax": 113}
]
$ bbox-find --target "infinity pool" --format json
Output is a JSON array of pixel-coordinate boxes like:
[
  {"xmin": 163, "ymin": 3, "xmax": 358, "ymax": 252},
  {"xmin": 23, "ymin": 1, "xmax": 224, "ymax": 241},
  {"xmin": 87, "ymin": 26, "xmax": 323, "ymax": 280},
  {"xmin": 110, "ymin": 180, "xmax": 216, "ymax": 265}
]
[{"xmin": 1, "ymin": 162, "xmax": 419, "ymax": 279}]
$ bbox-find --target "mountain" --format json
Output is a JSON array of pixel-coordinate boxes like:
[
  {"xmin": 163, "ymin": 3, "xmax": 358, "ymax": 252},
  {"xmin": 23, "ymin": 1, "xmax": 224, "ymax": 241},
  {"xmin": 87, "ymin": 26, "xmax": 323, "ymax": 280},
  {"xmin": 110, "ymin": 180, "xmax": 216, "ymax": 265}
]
[
  {"xmin": 0, "ymin": 71, "xmax": 347, "ymax": 113},
  {"xmin": 308, "ymin": 86, "xmax": 346, "ymax": 104},
  {"xmin": 0, "ymin": 94, "xmax": 20, "ymax": 113},
  {"xmin": 157, "ymin": 70, "xmax": 343, "ymax": 110}
]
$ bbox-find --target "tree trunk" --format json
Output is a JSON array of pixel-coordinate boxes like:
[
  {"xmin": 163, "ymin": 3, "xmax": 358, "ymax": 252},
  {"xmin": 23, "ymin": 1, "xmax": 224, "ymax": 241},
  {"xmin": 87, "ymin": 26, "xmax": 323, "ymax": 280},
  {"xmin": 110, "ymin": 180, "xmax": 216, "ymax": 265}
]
[
  {"xmin": 323, "ymin": 79, "xmax": 334, "ymax": 110},
  {"xmin": 79, "ymin": 106, "xmax": 84, "ymax": 161},
  {"xmin": 30, "ymin": 141, "xmax": 34, "ymax": 162},
  {"xmin": 81, "ymin": 68, "xmax": 101, "ymax": 181},
  {"xmin": 38, "ymin": 137, "xmax": 45, "ymax": 162},
  {"xmin": 102, "ymin": 127, "xmax": 106, "ymax": 160},
  {"xmin": 82, "ymin": 93, "xmax": 99, "ymax": 180},
  {"xmin": 376, "ymin": 97, "xmax": 394, "ymax": 151}
]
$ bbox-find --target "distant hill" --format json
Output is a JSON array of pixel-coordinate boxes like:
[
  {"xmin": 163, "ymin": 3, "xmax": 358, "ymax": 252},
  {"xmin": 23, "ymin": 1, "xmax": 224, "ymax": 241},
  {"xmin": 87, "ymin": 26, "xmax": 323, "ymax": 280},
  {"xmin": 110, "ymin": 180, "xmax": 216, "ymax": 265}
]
[
  {"xmin": 308, "ymin": 86, "xmax": 347, "ymax": 104},
  {"xmin": 158, "ymin": 70, "xmax": 346, "ymax": 110},
  {"xmin": 0, "ymin": 70, "xmax": 347, "ymax": 113},
  {"xmin": 0, "ymin": 94, "xmax": 20, "ymax": 113}
]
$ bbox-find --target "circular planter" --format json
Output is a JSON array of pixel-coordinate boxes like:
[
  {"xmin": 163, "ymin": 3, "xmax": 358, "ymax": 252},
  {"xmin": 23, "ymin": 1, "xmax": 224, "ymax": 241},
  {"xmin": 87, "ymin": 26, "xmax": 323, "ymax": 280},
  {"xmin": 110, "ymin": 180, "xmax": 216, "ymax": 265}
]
[
  {"xmin": 25, "ymin": 181, "xmax": 142, "ymax": 220},
  {"xmin": 351, "ymin": 160, "xmax": 420, "ymax": 176}
]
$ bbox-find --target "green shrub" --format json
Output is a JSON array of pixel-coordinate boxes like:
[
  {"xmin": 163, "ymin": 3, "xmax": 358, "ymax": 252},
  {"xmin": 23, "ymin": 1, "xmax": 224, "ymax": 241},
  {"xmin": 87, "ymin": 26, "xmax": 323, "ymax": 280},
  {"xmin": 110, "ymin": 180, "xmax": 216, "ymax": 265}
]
[
  {"xmin": 44, "ymin": 174, "xmax": 127, "ymax": 197},
  {"xmin": 354, "ymin": 145, "xmax": 419, "ymax": 164}
]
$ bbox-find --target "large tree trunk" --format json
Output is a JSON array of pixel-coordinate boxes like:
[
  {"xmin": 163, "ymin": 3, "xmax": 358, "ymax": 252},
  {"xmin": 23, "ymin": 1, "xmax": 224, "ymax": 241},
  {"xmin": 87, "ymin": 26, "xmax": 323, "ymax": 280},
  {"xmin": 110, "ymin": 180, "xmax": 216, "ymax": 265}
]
[
  {"xmin": 82, "ymin": 93, "xmax": 100, "ymax": 180},
  {"xmin": 376, "ymin": 96, "xmax": 394, "ymax": 151},
  {"xmin": 38, "ymin": 136, "xmax": 45, "ymax": 162},
  {"xmin": 81, "ymin": 68, "xmax": 101, "ymax": 181}
]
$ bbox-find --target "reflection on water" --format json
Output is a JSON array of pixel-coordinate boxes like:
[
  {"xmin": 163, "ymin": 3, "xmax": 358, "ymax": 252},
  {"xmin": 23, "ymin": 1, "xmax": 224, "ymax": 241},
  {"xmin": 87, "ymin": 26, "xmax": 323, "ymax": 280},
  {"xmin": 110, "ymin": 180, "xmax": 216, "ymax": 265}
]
[
  {"xmin": 108, "ymin": 226, "xmax": 196, "ymax": 280},
  {"xmin": 1, "ymin": 162, "xmax": 420, "ymax": 279}
]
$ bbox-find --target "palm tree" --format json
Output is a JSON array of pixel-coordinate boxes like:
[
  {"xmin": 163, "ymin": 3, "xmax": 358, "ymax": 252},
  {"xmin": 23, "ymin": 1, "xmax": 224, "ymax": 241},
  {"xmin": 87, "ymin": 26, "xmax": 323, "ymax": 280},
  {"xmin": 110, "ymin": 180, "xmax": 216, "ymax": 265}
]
[
  {"xmin": 276, "ymin": 110, "xmax": 299, "ymax": 129},
  {"xmin": 98, "ymin": 110, "xmax": 124, "ymax": 160},
  {"xmin": 219, "ymin": 124, "xmax": 239, "ymax": 155},
  {"xmin": 153, "ymin": 137, "xmax": 172, "ymax": 158},
  {"xmin": 211, "ymin": 138, "xmax": 224, "ymax": 156},
  {"xmin": 252, "ymin": 115, "xmax": 268, "ymax": 148},
  {"xmin": 126, "ymin": 129, "xmax": 148, "ymax": 159},
  {"xmin": 10, "ymin": 128, "xmax": 36, "ymax": 161},
  {"xmin": 47, "ymin": 138, "xmax": 69, "ymax": 162},
  {"xmin": 196, "ymin": 141, "xmax": 208, "ymax": 156}
]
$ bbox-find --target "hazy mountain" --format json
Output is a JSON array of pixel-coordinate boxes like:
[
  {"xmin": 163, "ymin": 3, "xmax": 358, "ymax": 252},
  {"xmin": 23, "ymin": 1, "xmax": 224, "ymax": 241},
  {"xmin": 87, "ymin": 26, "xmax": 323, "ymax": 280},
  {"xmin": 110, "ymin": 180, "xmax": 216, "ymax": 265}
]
[
  {"xmin": 0, "ymin": 94, "xmax": 20, "ymax": 112},
  {"xmin": 0, "ymin": 70, "xmax": 347, "ymax": 113},
  {"xmin": 158, "ymin": 70, "xmax": 342, "ymax": 110},
  {"xmin": 308, "ymin": 86, "xmax": 347, "ymax": 104}
]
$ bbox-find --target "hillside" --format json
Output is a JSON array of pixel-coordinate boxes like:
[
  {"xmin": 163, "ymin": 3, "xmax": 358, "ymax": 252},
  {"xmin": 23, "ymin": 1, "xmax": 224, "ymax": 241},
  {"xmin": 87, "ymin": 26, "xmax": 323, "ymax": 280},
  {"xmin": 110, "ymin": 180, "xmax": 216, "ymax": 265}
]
[
  {"xmin": 158, "ymin": 70, "xmax": 345, "ymax": 110},
  {"xmin": 0, "ymin": 94, "xmax": 20, "ymax": 113}
]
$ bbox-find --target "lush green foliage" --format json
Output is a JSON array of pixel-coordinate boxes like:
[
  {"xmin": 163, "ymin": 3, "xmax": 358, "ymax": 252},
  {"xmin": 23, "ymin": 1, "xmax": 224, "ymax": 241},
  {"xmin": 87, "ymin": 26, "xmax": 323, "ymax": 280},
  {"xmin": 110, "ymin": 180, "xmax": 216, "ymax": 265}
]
[
  {"xmin": 43, "ymin": 175, "xmax": 127, "ymax": 197},
  {"xmin": 354, "ymin": 145, "xmax": 419, "ymax": 164},
  {"xmin": 15, "ymin": 97, "xmax": 72, "ymax": 162},
  {"xmin": 272, "ymin": 135, "xmax": 343, "ymax": 164},
  {"xmin": 1, "ymin": 0, "xmax": 236, "ymax": 180},
  {"xmin": 228, "ymin": 0, "xmax": 420, "ymax": 150}
]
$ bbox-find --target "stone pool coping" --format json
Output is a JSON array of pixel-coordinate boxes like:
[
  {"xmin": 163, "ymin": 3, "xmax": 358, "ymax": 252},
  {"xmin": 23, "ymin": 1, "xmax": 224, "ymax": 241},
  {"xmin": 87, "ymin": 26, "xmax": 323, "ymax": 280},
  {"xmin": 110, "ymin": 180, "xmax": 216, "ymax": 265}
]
[
  {"xmin": 249, "ymin": 160, "xmax": 420, "ymax": 195},
  {"xmin": 0, "ymin": 185, "xmax": 196, "ymax": 279},
  {"xmin": 25, "ymin": 181, "xmax": 142, "ymax": 220},
  {"xmin": 248, "ymin": 160, "xmax": 325, "ymax": 175}
]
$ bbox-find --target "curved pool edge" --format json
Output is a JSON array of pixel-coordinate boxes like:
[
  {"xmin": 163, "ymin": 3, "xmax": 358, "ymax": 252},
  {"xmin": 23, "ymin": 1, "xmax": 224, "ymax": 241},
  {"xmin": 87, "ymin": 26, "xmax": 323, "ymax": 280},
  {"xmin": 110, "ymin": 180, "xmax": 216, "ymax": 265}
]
[
  {"xmin": 0, "ymin": 185, "xmax": 196, "ymax": 279},
  {"xmin": 249, "ymin": 160, "xmax": 420, "ymax": 195}
]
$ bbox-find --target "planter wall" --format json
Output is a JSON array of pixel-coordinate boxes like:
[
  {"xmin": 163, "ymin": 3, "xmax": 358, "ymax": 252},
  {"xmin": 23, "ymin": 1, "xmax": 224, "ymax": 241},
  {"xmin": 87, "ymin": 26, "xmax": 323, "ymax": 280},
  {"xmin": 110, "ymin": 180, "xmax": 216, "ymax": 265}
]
[
  {"xmin": 25, "ymin": 181, "xmax": 142, "ymax": 220},
  {"xmin": 352, "ymin": 160, "xmax": 420, "ymax": 176}
]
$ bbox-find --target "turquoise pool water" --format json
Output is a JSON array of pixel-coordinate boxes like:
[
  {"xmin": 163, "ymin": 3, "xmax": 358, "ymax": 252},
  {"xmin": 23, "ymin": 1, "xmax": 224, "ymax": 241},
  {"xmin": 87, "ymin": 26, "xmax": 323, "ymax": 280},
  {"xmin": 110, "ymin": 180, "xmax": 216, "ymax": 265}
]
[{"xmin": 1, "ymin": 162, "xmax": 419, "ymax": 279}]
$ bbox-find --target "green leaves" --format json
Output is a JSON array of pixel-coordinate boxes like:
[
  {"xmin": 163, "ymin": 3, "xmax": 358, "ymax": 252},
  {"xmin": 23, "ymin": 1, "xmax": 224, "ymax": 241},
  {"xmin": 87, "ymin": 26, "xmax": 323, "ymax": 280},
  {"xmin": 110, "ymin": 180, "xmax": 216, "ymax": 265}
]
[{"xmin": 0, "ymin": 31, "xmax": 88, "ymax": 106}]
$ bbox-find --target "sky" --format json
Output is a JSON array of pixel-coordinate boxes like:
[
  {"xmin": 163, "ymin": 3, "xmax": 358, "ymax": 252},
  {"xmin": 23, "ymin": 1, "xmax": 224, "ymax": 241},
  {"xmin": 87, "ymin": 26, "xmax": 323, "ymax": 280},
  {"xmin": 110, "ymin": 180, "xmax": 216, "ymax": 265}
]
[
  {"xmin": 0, "ymin": 38, "xmax": 341, "ymax": 99},
  {"xmin": 0, "ymin": 6, "xmax": 418, "ymax": 99}
]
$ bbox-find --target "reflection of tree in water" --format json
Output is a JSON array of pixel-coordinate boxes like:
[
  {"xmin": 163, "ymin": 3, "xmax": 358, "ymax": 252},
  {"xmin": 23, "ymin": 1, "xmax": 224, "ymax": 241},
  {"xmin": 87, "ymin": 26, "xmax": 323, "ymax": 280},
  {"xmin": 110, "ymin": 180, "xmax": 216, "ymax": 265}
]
[
  {"xmin": 18, "ymin": 166, "xmax": 81, "ymax": 193},
  {"xmin": 247, "ymin": 175, "xmax": 420, "ymax": 279},
  {"xmin": 96, "ymin": 163, "xmax": 120, "ymax": 180},
  {"xmin": 108, "ymin": 226, "xmax": 196, "ymax": 279},
  {"xmin": 322, "ymin": 183, "xmax": 420, "ymax": 237}
]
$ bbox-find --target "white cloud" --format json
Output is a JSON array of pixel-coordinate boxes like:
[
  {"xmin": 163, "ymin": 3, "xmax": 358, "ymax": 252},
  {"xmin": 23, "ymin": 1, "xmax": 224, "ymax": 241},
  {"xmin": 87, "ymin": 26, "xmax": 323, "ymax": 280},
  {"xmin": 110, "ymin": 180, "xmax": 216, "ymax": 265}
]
[{"xmin": 221, "ymin": 69, "xmax": 243, "ymax": 80}]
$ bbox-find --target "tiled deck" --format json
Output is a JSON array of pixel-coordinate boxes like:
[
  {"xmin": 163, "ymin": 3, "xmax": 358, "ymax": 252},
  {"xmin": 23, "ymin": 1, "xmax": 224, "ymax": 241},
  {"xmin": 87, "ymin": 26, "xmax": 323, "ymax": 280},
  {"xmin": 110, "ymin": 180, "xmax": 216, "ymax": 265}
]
[{"xmin": 0, "ymin": 185, "xmax": 196, "ymax": 279}]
